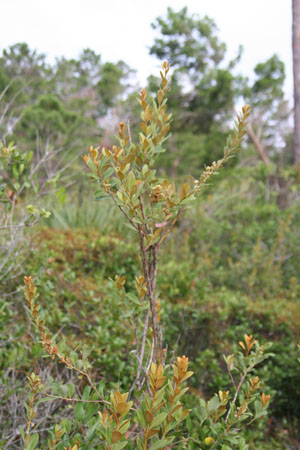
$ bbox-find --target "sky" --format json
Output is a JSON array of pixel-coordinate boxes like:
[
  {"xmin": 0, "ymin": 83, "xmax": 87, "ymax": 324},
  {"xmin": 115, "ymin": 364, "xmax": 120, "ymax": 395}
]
[{"xmin": 0, "ymin": 0, "xmax": 293, "ymax": 100}]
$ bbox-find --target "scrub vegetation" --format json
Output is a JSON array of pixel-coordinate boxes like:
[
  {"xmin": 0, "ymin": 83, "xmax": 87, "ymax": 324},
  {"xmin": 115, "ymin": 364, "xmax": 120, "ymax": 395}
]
[{"xmin": 0, "ymin": 7, "xmax": 299, "ymax": 450}]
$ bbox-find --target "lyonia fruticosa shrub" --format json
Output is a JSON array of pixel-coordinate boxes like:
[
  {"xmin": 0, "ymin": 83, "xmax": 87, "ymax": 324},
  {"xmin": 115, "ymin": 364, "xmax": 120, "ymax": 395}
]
[{"xmin": 22, "ymin": 63, "xmax": 272, "ymax": 449}]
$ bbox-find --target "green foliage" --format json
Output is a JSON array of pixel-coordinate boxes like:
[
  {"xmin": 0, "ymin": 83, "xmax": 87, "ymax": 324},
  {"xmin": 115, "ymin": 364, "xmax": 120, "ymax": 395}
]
[
  {"xmin": 13, "ymin": 63, "xmax": 275, "ymax": 450},
  {"xmin": 0, "ymin": 42, "xmax": 135, "ymax": 151},
  {"xmin": 252, "ymin": 54, "xmax": 285, "ymax": 103},
  {"xmin": 22, "ymin": 272, "xmax": 273, "ymax": 449},
  {"xmin": 244, "ymin": 54, "xmax": 291, "ymax": 159},
  {"xmin": 97, "ymin": 61, "xmax": 134, "ymax": 114},
  {"xmin": 163, "ymin": 165, "xmax": 300, "ymax": 299},
  {"xmin": 0, "ymin": 141, "xmax": 33, "ymax": 201},
  {"xmin": 0, "ymin": 13, "xmax": 299, "ymax": 448},
  {"xmin": 2, "ymin": 196, "xmax": 299, "ymax": 447},
  {"xmin": 0, "ymin": 140, "xmax": 52, "ymax": 286},
  {"xmin": 147, "ymin": 8, "xmax": 247, "ymax": 176},
  {"xmin": 18, "ymin": 95, "xmax": 80, "ymax": 141},
  {"xmin": 150, "ymin": 7, "xmax": 240, "ymax": 133},
  {"xmin": 45, "ymin": 196, "xmax": 125, "ymax": 233},
  {"xmin": 150, "ymin": 7, "xmax": 226, "ymax": 70},
  {"xmin": 0, "ymin": 42, "xmax": 50, "ymax": 100}
]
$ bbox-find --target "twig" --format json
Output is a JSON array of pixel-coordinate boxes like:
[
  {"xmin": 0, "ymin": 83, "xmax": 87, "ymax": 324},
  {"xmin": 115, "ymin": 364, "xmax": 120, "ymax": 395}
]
[
  {"xmin": 111, "ymin": 195, "xmax": 139, "ymax": 231},
  {"xmin": 42, "ymin": 392, "xmax": 110, "ymax": 405},
  {"xmin": 159, "ymin": 207, "xmax": 185, "ymax": 246},
  {"xmin": 127, "ymin": 120, "xmax": 132, "ymax": 145},
  {"xmin": 228, "ymin": 369, "xmax": 237, "ymax": 390},
  {"xmin": 0, "ymin": 221, "xmax": 37, "ymax": 230},
  {"xmin": 130, "ymin": 309, "xmax": 150, "ymax": 394},
  {"xmin": 225, "ymin": 367, "xmax": 250, "ymax": 423}
]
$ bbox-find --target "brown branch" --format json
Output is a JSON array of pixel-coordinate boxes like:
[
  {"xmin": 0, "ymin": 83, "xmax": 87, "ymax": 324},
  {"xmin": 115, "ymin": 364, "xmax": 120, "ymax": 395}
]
[
  {"xmin": 247, "ymin": 122, "xmax": 270, "ymax": 165},
  {"xmin": 147, "ymin": 244, "xmax": 161, "ymax": 362},
  {"xmin": 225, "ymin": 367, "xmax": 250, "ymax": 423},
  {"xmin": 42, "ymin": 392, "xmax": 110, "ymax": 405},
  {"xmin": 0, "ymin": 221, "xmax": 38, "ymax": 230},
  {"xmin": 159, "ymin": 207, "xmax": 185, "ymax": 246},
  {"xmin": 139, "ymin": 196, "xmax": 150, "ymax": 234},
  {"xmin": 137, "ymin": 224, "xmax": 161, "ymax": 364},
  {"xmin": 228, "ymin": 369, "xmax": 237, "ymax": 391},
  {"xmin": 138, "ymin": 224, "xmax": 150, "ymax": 283},
  {"xmin": 151, "ymin": 244, "xmax": 159, "ymax": 292},
  {"xmin": 130, "ymin": 309, "xmax": 150, "ymax": 394},
  {"xmin": 110, "ymin": 194, "xmax": 139, "ymax": 231},
  {"xmin": 140, "ymin": 338, "xmax": 155, "ymax": 389}
]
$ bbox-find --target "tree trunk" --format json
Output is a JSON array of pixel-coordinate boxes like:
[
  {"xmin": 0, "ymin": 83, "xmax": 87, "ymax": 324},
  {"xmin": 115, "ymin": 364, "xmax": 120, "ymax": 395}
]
[{"xmin": 292, "ymin": 0, "xmax": 300, "ymax": 164}]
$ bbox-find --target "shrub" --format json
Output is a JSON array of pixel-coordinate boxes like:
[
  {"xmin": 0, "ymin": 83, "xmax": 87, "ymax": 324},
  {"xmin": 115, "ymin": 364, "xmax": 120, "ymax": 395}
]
[{"xmin": 20, "ymin": 63, "xmax": 273, "ymax": 449}]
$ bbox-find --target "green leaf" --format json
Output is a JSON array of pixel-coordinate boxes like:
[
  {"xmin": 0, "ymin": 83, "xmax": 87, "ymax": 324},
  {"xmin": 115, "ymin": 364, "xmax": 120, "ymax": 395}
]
[
  {"xmin": 67, "ymin": 383, "xmax": 75, "ymax": 397},
  {"xmin": 136, "ymin": 437, "xmax": 144, "ymax": 450},
  {"xmin": 20, "ymin": 427, "xmax": 25, "ymax": 441},
  {"xmin": 112, "ymin": 442, "xmax": 128, "ymax": 450},
  {"xmin": 69, "ymin": 351, "xmax": 78, "ymax": 366},
  {"xmin": 102, "ymin": 167, "xmax": 115, "ymax": 180},
  {"xmin": 25, "ymin": 433, "xmax": 39, "ymax": 450},
  {"xmin": 86, "ymin": 420, "xmax": 100, "ymax": 442},
  {"xmin": 136, "ymin": 408, "xmax": 146, "ymax": 428},
  {"xmin": 132, "ymin": 216, "xmax": 143, "ymax": 224},
  {"xmin": 126, "ymin": 292, "xmax": 141, "ymax": 306},
  {"xmin": 95, "ymin": 193, "xmax": 109, "ymax": 200},
  {"xmin": 119, "ymin": 419, "xmax": 131, "ymax": 433},
  {"xmin": 207, "ymin": 395, "xmax": 220, "ymax": 413},
  {"xmin": 165, "ymin": 421, "xmax": 177, "ymax": 433},
  {"xmin": 126, "ymin": 172, "xmax": 136, "ymax": 190},
  {"xmin": 124, "ymin": 222, "xmax": 138, "ymax": 232},
  {"xmin": 149, "ymin": 438, "xmax": 172, "ymax": 450},
  {"xmin": 74, "ymin": 402, "xmax": 85, "ymax": 421},
  {"xmin": 62, "ymin": 417, "xmax": 72, "ymax": 433},
  {"xmin": 142, "ymin": 164, "xmax": 149, "ymax": 177},
  {"xmin": 151, "ymin": 412, "xmax": 168, "ymax": 429},
  {"xmin": 116, "ymin": 191, "xmax": 124, "ymax": 203},
  {"xmin": 153, "ymin": 386, "xmax": 166, "ymax": 406}
]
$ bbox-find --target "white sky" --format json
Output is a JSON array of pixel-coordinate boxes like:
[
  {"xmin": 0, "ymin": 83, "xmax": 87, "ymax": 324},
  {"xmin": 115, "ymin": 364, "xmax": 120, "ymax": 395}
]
[{"xmin": 1, "ymin": 0, "xmax": 293, "ymax": 100}]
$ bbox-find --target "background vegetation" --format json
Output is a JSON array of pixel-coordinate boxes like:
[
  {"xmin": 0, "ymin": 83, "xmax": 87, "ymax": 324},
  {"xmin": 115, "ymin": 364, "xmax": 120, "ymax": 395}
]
[{"xmin": 1, "ymin": 6, "xmax": 299, "ymax": 449}]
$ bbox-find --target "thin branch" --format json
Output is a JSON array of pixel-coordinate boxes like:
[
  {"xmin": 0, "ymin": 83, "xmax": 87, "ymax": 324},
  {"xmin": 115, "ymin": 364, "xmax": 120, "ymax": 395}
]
[
  {"xmin": 140, "ymin": 338, "xmax": 155, "ymax": 389},
  {"xmin": 127, "ymin": 120, "xmax": 132, "ymax": 145},
  {"xmin": 129, "ymin": 309, "xmax": 150, "ymax": 395},
  {"xmin": 247, "ymin": 122, "xmax": 271, "ymax": 165},
  {"xmin": 111, "ymin": 195, "xmax": 139, "ymax": 231},
  {"xmin": 138, "ymin": 224, "xmax": 150, "ymax": 282},
  {"xmin": 42, "ymin": 392, "xmax": 110, "ymax": 405},
  {"xmin": 228, "ymin": 368, "xmax": 237, "ymax": 390},
  {"xmin": 139, "ymin": 196, "xmax": 150, "ymax": 234},
  {"xmin": 159, "ymin": 207, "xmax": 185, "ymax": 246},
  {"xmin": 0, "ymin": 221, "xmax": 37, "ymax": 230},
  {"xmin": 225, "ymin": 367, "xmax": 250, "ymax": 423}
]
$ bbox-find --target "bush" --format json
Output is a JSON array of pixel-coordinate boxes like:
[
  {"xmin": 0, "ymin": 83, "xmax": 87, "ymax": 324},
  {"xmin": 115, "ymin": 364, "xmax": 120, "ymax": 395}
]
[{"xmin": 12, "ymin": 63, "xmax": 276, "ymax": 450}]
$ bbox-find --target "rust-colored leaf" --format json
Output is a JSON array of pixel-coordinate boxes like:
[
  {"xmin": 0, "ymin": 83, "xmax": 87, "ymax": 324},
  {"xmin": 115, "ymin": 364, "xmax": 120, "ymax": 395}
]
[
  {"xmin": 140, "ymin": 122, "xmax": 147, "ymax": 134},
  {"xmin": 112, "ymin": 430, "xmax": 122, "ymax": 443},
  {"xmin": 115, "ymin": 391, "xmax": 123, "ymax": 403},
  {"xmin": 182, "ymin": 409, "xmax": 190, "ymax": 419},
  {"xmin": 147, "ymin": 429, "xmax": 159, "ymax": 437},
  {"xmin": 117, "ymin": 171, "xmax": 125, "ymax": 181},
  {"xmin": 156, "ymin": 376, "xmax": 166, "ymax": 389},
  {"xmin": 157, "ymin": 90, "xmax": 164, "ymax": 105},
  {"xmin": 145, "ymin": 410, "xmax": 153, "ymax": 423},
  {"xmin": 157, "ymin": 364, "xmax": 163, "ymax": 378},
  {"xmin": 116, "ymin": 402, "xmax": 128, "ymax": 415}
]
